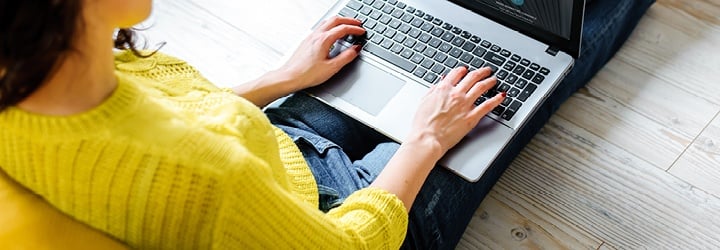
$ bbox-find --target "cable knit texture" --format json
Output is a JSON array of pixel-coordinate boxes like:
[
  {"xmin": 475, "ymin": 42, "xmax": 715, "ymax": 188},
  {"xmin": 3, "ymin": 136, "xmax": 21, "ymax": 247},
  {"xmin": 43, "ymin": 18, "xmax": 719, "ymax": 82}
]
[{"xmin": 0, "ymin": 51, "xmax": 408, "ymax": 249}]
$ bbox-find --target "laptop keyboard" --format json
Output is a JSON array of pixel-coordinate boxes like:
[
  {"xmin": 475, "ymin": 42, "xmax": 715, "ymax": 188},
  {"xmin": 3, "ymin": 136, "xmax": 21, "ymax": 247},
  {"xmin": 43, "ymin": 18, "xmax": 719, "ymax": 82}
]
[{"xmin": 338, "ymin": 0, "xmax": 551, "ymax": 122}]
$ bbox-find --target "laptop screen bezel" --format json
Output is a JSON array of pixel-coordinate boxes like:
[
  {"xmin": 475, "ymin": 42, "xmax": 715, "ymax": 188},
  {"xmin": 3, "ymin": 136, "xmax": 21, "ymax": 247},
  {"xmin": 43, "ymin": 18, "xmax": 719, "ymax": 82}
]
[{"xmin": 447, "ymin": 0, "xmax": 585, "ymax": 58}]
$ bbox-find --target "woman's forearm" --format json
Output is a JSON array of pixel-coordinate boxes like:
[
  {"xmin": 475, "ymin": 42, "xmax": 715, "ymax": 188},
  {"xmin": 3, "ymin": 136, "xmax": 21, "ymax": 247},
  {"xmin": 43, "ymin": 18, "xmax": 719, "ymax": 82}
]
[
  {"xmin": 370, "ymin": 134, "xmax": 443, "ymax": 212},
  {"xmin": 232, "ymin": 70, "xmax": 302, "ymax": 108}
]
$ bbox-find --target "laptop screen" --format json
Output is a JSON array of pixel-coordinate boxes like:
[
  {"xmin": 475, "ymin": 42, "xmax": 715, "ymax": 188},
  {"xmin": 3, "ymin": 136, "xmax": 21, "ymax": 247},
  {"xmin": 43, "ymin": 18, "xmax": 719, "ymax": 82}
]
[{"xmin": 449, "ymin": 0, "xmax": 584, "ymax": 58}]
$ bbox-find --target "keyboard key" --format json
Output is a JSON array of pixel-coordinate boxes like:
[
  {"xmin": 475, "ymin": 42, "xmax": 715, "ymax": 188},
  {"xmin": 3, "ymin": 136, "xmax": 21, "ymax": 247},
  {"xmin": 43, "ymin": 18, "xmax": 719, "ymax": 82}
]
[
  {"xmin": 359, "ymin": 6, "xmax": 372, "ymax": 16},
  {"xmin": 496, "ymin": 70, "xmax": 508, "ymax": 80},
  {"xmin": 414, "ymin": 68, "xmax": 427, "ymax": 78},
  {"xmin": 449, "ymin": 48, "xmax": 463, "ymax": 58},
  {"xmin": 490, "ymin": 45, "xmax": 501, "ymax": 52},
  {"xmin": 346, "ymin": 2, "xmax": 362, "ymax": 11},
  {"xmin": 442, "ymin": 23, "xmax": 453, "ymax": 30},
  {"xmin": 439, "ymin": 43, "xmax": 452, "ymax": 52},
  {"xmin": 393, "ymin": 34, "xmax": 406, "ymax": 43},
  {"xmin": 408, "ymin": 29, "xmax": 421, "ymax": 38},
  {"xmin": 383, "ymin": 29, "xmax": 397, "ymax": 38},
  {"xmin": 403, "ymin": 39, "xmax": 416, "ymax": 48},
  {"xmin": 461, "ymin": 31, "xmax": 472, "ymax": 39},
  {"xmin": 423, "ymin": 48, "xmax": 437, "ymax": 58},
  {"xmin": 424, "ymin": 73, "xmax": 438, "ymax": 84},
  {"xmin": 434, "ymin": 53, "xmax": 448, "ymax": 63},
  {"xmin": 410, "ymin": 53, "xmax": 424, "ymax": 63},
  {"xmin": 400, "ymin": 48, "xmax": 414, "ymax": 59},
  {"xmin": 369, "ymin": 10, "xmax": 382, "ymax": 20},
  {"xmin": 460, "ymin": 52, "xmax": 473, "ymax": 63},
  {"xmin": 398, "ymin": 24, "xmax": 411, "ymax": 34},
  {"xmin": 413, "ymin": 43, "xmax": 427, "ymax": 53},
  {"xmin": 421, "ymin": 22, "xmax": 434, "ymax": 32},
  {"xmin": 371, "ymin": 35, "xmax": 383, "ymax": 44},
  {"xmin": 444, "ymin": 58, "xmax": 458, "ymax": 68},
  {"xmin": 364, "ymin": 0, "xmax": 375, "ymax": 5},
  {"xmin": 431, "ymin": 64, "xmax": 445, "ymax": 74},
  {"xmin": 492, "ymin": 106, "xmax": 505, "ymax": 116},
  {"xmin": 498, "ymin": 83, "xmax": 511, "ymax": 92},
  {"xmin": 515, "ymin": 79, "xmax": 528, "ymax": 89},
  {"xmin": 432, "ymin": 18, "xmax": 443, "ymax": 26},
  {"xmin": 382, "ymin": 5, "xmax": 394, "ymax": 14},
  {"xmin": 522, "ymin": 69, "xmax": 535, "ymax": 80},
  {"xmin": 520, "ymin": 58, "xmax": 530, "ymax": 66},
  {"xmin": 506, "ymin": 74, "xmax": 518, "ymax": 84},
  {"xmin": 421, "ymin": 58, "xmax": 434, "ymax": 69},
  {"xmin": 423, "ymin": 14, "xmax": 434, "ymax": 22},
  {"xmin": 517, "ymin": 84, "xmax": 536, "ymax": 101},
  {"xmin": 380, "ymin": 39, "xmax": 393, "ymax": 49},
  {"xmin": 532, "ymin": 74, "xmax": 545, "ymax": 84},
  {"xmin": 406, "ymin": 6, "xmax": 416, "ymax": 13},
  {"xmin": 500, "ymin": 49, "xmax": 511, "ymax": 57},
  {"xmin": 501, "ymin": 97, "xmax": 512, "ymax": 106},
  {"xmin": 510, "ymin": 54, "xmax": 521, "ymax": 62},
  {"xmin": 396, "ymin": 2, "xmax": 406, "ymax": 9},
  {"xmin": 372, "ymin": 1, "xmax": 384, "ymax": 9},
  {"xmin": 475, "ymin": 97, "xmax": 488, "ymax": 106},
  {"xmin": 501, "ymin": 110, "xmax": 516, "ymax": 121},
  {"xmin": 391, "ymin": 44, "xmax": 403, "ymax": 53},
  {"xmin": 364, "ymin": 20, "xmax": 378, "ymax": 29},
  {"xmin": 431, "ymin": 27, "xmax": 444, "ymax": 37},
  {"xmin": 387, "ymin": 0, "xmax": 398, "ymax": 5},
  {"xmin": 364, "ymin": 43, "xmax": 416, "ymax": 73},
  {"xmin": 410, "ymin": 18, "xmax": 423, "ymax": 27},
  {"xmin": 414, "ymin": 10, "xmax": 425, "ymax": 17},
  {"xmin": 429, "ymin": 38, "xmax": 442, "ymax": 48},
  {"xmin": 389, "ymin": 20, "xmax": 402, "ymax": 29},
  {"xmin": 507, "ymin": 88, "xmax": 520, "ymax": 97},
  {"xmin": 470, "ymin": 35, "xmax": 481, "ymax": 43},
  {"xmin": 441, "ymin": 33, "xmax": 455, "ymax": 42},
  {"xmin": 483, "ymin": 52, "xmax": 506, "ymax": 66},
  {"xmin": 451, "ymin": 27, "xmax": 462, "ymax": 34},
  {"xmin": 480, "ymin": 40, "xmax": 491, "ymax": 48},
  {"xmin": 508, "ymin": 100, "xmax": 522, "ymax": 112},
  {"xmin": 512, "ymin": 66, "xmax": 525, "ymax": 75},
  {"xmin": 540, "ymin": 67, "xmax": 550, "ymax": 75},
  {"xmin": 470, "ymin": 58, "xmax": 484, "ymax": 68},
  {"xmin": 472, "ymin": 47, "xmax": 487, "ymax": 57},
  {"xmin": 401, "ymin": 14, "xmax": 414, "ymax": 23},
  {"xmin": 392, "ymin": 9, "xmax": 404, "ymax": 18},
  {"xmin": 503, "ymin": 61, "xmax": 516, "ymax": 71},
  {"xmin": 380, "ymin": 15, "xmax": 392, "ymax": 24},
  {"xmin": 530, "ymin": 63, "xmax": 540, "ymax": 71},
  {"xmin": 419, "ymin": 33, "xmax": 432, "ymax": 43},
  {"xmin": 462, "ymin": 42, "xmax": 476, "ymax": 52},
  {"xmin": 451, "ymin": 37, "xmax": 465, "ymax": 47},
  {"xmin": 339, "ymin": 8, "xmax": 357, "ymax": 18}
]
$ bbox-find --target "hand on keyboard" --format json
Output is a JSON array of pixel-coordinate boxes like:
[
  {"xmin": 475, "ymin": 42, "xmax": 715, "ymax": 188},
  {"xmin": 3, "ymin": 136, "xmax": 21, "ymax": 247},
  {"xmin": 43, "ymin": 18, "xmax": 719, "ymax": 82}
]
[
  {"xmin": 280, "ymin": 16, "xmax": 366, "ymax": 90},
  {"xmin": 408, "ymin": 66, "xmax": 505, "ymax": 155}
]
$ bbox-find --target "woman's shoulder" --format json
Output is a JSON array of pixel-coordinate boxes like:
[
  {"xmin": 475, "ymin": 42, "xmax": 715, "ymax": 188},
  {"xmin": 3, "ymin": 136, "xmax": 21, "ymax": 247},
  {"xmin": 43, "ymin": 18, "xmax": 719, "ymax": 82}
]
[{"xmin": 113, "ymin": 50, "xmax": 220, "ymax": 93}]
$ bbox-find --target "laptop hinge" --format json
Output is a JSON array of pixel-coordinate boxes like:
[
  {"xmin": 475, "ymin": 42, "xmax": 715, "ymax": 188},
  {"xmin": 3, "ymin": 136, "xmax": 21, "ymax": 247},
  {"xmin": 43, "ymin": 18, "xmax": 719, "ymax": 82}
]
[{"xmin": 545, "ymin": 46, "xmax": 560, "ymax": 56}]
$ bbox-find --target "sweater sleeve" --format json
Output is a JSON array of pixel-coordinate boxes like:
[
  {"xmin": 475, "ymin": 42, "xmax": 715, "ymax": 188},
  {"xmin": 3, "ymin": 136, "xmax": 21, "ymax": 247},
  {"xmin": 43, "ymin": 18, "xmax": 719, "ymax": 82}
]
[{"xmin": 212, "ymin": 152, "xmax": 408, "ymax": 249}]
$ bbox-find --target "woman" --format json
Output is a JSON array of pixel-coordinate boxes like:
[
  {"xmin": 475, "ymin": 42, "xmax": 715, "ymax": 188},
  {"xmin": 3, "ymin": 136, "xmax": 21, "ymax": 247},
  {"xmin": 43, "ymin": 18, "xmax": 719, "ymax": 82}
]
[{"xmin": 0, "ymin": 0, "xmax": 654, "ymax": 249}]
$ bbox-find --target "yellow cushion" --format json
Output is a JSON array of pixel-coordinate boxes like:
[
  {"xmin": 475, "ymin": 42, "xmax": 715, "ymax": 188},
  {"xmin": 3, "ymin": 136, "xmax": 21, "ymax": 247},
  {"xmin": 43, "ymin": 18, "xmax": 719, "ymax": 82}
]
[{"xmin": 0, "ymin": 169, "xmax": 128, "ymax": 250}]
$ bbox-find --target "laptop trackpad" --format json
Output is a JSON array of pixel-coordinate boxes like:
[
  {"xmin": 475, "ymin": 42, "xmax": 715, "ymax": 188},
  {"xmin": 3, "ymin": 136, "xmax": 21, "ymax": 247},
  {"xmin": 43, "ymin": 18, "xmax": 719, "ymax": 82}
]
[{"xmin": 316, "ymin": 60, "xmax": 405, "ymax": 116}]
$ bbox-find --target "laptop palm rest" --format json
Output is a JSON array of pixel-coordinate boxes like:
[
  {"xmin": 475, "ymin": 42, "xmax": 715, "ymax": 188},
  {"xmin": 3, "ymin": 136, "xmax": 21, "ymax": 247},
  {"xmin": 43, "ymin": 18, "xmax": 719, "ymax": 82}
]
[{"xmin": 312, "ymin": 60, "xmax": 405, "ymax": 116}]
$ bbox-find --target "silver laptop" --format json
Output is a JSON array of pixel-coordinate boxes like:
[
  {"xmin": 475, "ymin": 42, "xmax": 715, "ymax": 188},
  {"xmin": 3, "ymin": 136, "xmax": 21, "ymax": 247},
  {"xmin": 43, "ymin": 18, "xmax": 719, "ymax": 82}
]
[{"xmin": 307, "ymin": 0, "xmax": 584, "ymax": 182}]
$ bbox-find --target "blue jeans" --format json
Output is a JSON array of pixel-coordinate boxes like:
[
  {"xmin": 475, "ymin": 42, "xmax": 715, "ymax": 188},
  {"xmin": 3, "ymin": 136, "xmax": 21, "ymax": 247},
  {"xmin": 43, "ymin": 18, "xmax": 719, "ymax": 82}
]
[{"xmin": 266, "ymin": 0, "xmax": 655, "ymax": 248}]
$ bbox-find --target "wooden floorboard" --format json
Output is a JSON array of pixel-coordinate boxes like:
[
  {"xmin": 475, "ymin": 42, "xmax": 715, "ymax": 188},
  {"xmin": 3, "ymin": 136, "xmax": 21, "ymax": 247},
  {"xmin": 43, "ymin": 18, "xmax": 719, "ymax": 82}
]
[{"xmin": 145, "ymin": 0, "xmax": 720, "ymax": 248}]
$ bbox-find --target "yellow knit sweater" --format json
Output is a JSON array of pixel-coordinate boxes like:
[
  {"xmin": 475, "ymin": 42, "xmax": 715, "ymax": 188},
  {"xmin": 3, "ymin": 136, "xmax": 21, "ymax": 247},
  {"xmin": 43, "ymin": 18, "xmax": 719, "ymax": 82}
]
[{"xmin": 0, "ymin": 51, "xmax": 407, "ymax": 249}]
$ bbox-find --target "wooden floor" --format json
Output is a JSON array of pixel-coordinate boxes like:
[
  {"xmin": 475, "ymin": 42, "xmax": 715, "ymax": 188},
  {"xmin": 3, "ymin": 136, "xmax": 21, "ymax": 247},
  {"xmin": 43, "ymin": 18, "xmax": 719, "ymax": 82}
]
[{"xmin": 142, "ymin": 0, "xmax": 720, "ymax": 248}]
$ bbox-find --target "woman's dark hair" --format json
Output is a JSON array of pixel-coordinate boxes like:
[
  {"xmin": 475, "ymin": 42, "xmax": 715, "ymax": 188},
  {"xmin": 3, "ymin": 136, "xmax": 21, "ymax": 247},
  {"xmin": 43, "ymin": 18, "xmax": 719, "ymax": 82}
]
[{"xmin": 0, "ymin": 0, "xmax": 149, "ymax": 111}]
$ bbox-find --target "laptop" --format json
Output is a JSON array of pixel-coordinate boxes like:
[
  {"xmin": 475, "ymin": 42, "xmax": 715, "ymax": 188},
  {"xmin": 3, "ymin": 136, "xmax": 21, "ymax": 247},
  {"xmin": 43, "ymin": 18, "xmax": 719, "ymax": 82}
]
[{"xmin": 306, "ymin": 0, "xmax": 584, "ymax": 182}]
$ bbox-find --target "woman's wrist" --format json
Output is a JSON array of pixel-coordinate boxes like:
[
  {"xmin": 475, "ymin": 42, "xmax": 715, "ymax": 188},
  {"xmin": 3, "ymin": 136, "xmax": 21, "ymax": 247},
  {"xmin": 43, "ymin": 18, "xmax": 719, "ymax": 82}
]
[{"xmin": 402, "ymin": 131, "xmax": 444, "ymax": 164}]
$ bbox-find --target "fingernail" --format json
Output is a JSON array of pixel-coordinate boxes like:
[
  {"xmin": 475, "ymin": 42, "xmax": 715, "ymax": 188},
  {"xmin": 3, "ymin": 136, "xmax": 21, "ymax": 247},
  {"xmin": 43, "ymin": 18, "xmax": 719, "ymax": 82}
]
[
  {"xmin": 462, "ymin": 65, "xmax": 468, "ymax": 69},
  {"xmin": 501, "ymin": 92, "xmax": 507, "ymax": 98},
  {"xmin": 355, "ymin": 45, "xmax": 363, "ymax": 52},
  {"xmin": 440, "ymin": 74, "xmax": 445, "ymax": 80}
]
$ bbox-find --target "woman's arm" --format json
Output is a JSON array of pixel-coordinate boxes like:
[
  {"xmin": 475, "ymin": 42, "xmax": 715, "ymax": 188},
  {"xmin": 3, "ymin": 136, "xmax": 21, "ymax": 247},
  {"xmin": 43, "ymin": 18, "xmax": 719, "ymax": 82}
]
[
  {"xmin": 233, "ymin": 16, "xmax": 365, "ymax": 107},
  {"xmin": 371, "ymin": 66, "xmax": 505, "ymax": 211}
]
